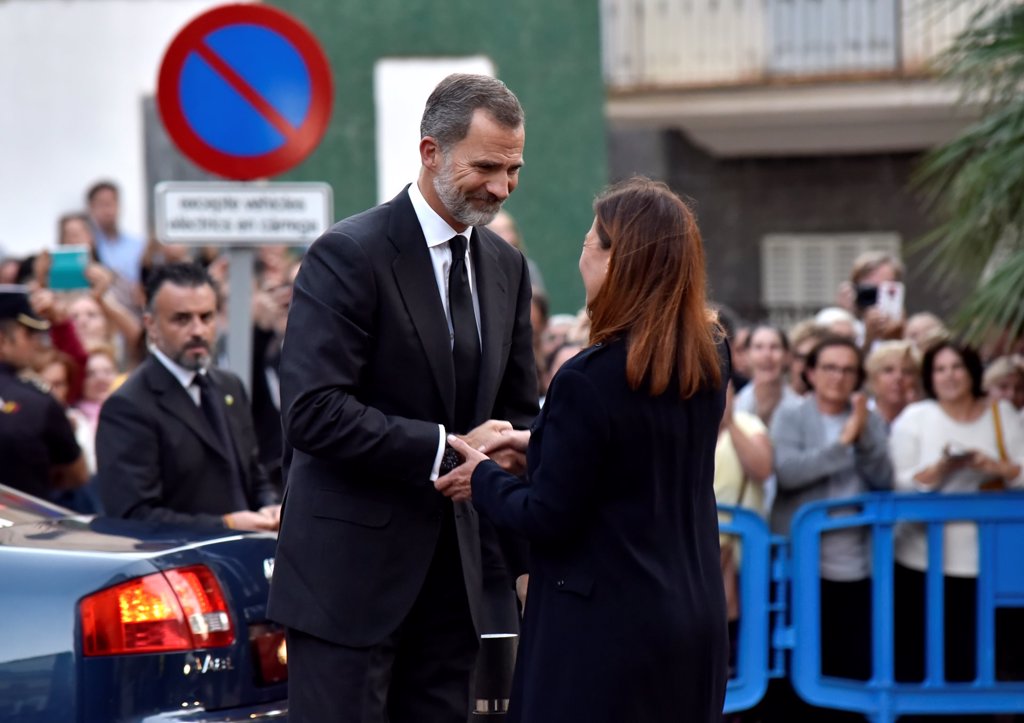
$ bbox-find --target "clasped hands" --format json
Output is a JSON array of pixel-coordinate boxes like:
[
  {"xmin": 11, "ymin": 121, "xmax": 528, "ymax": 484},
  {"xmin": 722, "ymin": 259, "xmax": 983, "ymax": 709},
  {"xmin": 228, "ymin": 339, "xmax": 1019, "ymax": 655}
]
[{"xmin": 434, "ymin": 419, "xmax": 530, "ymax": 502}]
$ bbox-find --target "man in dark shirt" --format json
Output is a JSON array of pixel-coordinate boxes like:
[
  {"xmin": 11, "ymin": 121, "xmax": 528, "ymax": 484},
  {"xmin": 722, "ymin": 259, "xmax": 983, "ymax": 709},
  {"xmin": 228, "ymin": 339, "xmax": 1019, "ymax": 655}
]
[{"xmin": 0, "ymin": 286, "xmax": 87, "ymax": 498}]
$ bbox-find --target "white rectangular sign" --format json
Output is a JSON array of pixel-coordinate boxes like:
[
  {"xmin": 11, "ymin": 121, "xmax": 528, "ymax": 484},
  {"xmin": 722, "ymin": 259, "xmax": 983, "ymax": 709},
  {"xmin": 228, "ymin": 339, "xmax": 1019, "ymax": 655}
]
[{"xmin": 154, "ymin": 182, "xmax": 333, "ymax": 246}]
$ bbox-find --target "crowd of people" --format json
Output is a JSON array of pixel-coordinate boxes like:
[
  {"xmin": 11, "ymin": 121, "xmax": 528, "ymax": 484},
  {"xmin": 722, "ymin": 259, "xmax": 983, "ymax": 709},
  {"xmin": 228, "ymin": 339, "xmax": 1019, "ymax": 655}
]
[
  {"xmin": 2, "ymin": 102, "xmax": 1024, "ymax": 721},
  {"xmin": 714, "ymin": 253, "xmax": 1024, "ymax": 722}
]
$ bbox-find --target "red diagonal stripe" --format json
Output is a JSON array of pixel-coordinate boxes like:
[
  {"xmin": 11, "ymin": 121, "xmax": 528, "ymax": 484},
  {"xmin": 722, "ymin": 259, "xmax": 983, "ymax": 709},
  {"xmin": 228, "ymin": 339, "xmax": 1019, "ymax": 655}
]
[{"xmin": 194, "ymin": 41, "xmax": 299, "ymax": 144}]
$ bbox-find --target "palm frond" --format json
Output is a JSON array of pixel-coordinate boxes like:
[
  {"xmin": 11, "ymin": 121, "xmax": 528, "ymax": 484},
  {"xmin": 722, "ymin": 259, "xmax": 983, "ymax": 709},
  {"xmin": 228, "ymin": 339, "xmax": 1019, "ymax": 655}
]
[
  {"xmin": 912, "ymin": 0, "xmax": 1024, "ymax": 347},
  {"xmin": 952, "ymin": 250, "xmax": 1024, "ymax": 346}
]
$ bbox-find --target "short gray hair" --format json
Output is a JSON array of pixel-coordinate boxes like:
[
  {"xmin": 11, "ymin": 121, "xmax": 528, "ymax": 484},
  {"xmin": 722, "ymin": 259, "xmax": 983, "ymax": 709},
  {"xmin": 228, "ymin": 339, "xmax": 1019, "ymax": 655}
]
[{"xmin": 420, "ymin": 74, "xmax": 524, "ymax": 151}]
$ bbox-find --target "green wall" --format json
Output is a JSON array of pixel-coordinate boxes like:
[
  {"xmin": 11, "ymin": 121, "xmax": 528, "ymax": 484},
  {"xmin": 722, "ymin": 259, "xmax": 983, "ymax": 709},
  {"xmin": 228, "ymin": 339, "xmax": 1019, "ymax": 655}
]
[{"xmin": 269, "ymin": 0, "xmax": 607, "ymax": 314}]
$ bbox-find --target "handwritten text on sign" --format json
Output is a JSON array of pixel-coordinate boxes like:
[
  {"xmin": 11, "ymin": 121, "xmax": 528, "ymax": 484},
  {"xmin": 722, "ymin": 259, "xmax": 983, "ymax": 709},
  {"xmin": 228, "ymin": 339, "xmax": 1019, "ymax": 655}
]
[{"xmin": 155, "ymin": 182, "xmax": 333, "ymax": 245}]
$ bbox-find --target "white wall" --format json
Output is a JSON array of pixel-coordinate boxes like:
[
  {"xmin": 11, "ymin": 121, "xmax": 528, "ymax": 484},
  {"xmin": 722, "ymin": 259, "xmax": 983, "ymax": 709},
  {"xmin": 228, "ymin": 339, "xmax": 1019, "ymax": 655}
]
[
  {"xmin": 373, "ymin": 56, "xmax": 494, "ymax": 204},
  {"xmin": 0, "ymin": 0, "xmax": 250, "ymax": 257}
]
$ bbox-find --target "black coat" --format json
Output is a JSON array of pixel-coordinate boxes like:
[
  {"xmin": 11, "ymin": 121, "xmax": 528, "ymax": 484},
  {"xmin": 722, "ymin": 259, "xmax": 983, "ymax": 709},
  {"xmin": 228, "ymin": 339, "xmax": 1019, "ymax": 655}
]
[
  {"xmin": 472, "ymin": 338, "xmax": 729, "ymax": 723},
  {"xmin": 267, "ymin": 187, "xmax": 538, "ymax": 647},
  {"xmin": 96, "ymin": 357, "xmax": 278, "ymax": 528}
]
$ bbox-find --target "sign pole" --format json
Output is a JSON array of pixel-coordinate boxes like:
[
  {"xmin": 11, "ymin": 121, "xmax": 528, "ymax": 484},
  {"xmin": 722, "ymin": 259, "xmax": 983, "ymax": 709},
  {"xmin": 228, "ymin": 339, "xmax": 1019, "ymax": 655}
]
[{"xmin": 226, "ymin": 247, "xmax": 254, "ymax": 392}]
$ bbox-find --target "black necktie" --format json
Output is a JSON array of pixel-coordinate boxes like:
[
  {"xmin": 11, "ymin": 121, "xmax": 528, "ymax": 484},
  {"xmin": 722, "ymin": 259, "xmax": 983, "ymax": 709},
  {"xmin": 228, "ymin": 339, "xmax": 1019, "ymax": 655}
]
[
  {"xmin": 448, "ymin": 235, "xmax": 480, "ymax": 432},
  {"xmin": 193, "ymin": 372, "xmax": 248, "ymax": 510}
]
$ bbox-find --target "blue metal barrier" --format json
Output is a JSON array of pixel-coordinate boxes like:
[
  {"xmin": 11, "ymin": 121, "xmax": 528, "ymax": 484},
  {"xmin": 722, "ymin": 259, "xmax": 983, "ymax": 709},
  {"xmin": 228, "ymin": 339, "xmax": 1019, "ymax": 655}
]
[
  {"xmin": 717, "ymin": 505, "xmax": 775, "ymax": 714},
  {"xmin": 788, "ymin": 492, "xmax": 1024, "ymax": 723}
]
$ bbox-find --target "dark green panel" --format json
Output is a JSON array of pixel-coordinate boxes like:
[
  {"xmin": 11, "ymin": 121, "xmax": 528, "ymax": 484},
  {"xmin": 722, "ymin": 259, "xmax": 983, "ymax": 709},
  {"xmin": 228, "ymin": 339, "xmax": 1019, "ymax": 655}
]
[{"xmin": 269, "ymin": 0, "xmax": 607, "ymax": 314}]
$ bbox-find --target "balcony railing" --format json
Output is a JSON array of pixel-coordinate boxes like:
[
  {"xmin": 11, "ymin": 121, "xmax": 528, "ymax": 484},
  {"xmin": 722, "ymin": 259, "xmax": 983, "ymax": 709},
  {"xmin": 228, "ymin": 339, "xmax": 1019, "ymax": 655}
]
[{"xmin": 602, "ymin": 0, "xmax": 990, "ymax": 90}]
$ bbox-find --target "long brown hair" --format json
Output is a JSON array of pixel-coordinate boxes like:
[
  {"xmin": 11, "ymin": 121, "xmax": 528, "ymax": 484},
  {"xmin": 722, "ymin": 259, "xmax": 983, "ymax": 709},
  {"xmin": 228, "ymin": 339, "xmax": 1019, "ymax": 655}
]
[{"xmin": 588, "ymin": 177, "xmax": 723, "ymax": 398}]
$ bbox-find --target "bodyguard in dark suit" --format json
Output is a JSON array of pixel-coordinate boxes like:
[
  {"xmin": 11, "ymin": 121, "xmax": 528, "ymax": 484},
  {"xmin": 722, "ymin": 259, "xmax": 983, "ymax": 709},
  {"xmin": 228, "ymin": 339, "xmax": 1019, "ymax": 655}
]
[
  {"xmin": 268, "ymin": 74, "xmax": 538, "ymax": 723},
  {"xmin": 96, "ymin": 263, "xmax": 280, "ymax": 531}
]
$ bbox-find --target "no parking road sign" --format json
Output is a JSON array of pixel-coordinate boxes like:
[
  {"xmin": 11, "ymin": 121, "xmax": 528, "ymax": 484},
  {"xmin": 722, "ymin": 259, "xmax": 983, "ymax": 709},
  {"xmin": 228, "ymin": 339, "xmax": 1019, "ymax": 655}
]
[{"xmin": 157, "ymin": 4, "xmax": 333, "ymax": 180}]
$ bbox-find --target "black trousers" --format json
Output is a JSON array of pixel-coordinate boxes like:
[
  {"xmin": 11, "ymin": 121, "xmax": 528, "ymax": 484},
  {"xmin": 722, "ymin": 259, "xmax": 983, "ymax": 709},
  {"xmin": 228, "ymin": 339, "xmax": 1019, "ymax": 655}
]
[
  {"xmin": 286, "ymin": 507, "xmax": 479, "ymax": 723},
  {"xmin": 758, "ymin": 578, "xmax": 871, "ymax": 723}
]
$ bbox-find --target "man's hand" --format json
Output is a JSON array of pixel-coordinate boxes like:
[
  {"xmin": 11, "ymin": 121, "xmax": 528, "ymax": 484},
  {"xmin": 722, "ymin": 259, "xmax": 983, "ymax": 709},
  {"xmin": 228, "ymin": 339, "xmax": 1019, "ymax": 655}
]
[
  {"xmin": 223, "ymin": 510, "xmax": 279, "ymax": 532},
  {"xmin": 258, "ymin": 504, "xmax": 282, "ymax": 527},
  {"xmin": 480, "ymin": 429, "xmax": 531, "ymax": 475},
  {"xmin": 435, "ymin": 435, "xmax": 488, "ymax": 502}
]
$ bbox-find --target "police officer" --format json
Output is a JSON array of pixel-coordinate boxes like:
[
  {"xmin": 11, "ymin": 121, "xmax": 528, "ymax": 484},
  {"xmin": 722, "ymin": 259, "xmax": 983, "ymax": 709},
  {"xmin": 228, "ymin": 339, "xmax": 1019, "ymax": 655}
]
[{"xmin": 0, "ymin": 286, "xmax": 87, "ymax": 498}]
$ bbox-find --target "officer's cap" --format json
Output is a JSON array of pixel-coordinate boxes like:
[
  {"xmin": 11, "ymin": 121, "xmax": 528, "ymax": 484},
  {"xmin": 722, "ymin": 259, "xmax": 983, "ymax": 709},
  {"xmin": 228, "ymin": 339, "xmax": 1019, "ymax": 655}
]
[{"xmin": 0, "ymin": 285, "xmax": 50, "ymax": 331}]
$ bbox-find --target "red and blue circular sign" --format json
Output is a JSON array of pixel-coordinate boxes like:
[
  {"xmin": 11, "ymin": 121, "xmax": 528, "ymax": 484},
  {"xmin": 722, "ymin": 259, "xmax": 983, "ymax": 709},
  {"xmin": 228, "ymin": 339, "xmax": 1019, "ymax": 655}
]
[{"xmin": 157, "ymin": 4, "xmax": 333, "ymax": 180}]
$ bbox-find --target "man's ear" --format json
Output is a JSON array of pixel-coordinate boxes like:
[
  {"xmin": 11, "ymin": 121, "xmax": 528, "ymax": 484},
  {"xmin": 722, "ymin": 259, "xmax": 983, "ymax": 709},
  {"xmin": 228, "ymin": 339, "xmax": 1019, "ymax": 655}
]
[{"xmin": 420, "ymin": 136, "xmax": 441, "ymax": 171}]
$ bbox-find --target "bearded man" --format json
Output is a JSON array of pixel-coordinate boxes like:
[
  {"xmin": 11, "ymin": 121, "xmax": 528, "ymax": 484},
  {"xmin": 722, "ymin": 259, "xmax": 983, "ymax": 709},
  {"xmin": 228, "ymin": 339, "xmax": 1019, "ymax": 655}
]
[
  {"xmin": 267, "ymin": 74, "xmax": 538, "ymax": 723},
  {"xmin": 96, "ymin": 262, "xmax": 280, "ymax": 530}
]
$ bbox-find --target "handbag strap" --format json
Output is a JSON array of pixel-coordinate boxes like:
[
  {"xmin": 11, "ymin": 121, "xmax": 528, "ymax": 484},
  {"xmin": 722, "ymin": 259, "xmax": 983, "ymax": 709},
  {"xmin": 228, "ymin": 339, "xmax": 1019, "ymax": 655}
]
[
  {"xmin": 992, "ymin": 400, "xmax": 1009, "ymax": 462},
  {"xmin": 735, "ymin": 474, "xmax": 751, "ymax": 508}
]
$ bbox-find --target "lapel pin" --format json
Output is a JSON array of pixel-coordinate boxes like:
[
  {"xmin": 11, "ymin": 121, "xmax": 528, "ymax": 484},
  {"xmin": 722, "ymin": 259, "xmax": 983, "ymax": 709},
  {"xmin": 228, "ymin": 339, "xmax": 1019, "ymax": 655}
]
[
  {"xmin": 1, "ymin": 399, "xmax": 20, "ymax": 414},
  {"xmin": 225, "ymin": 394, "xmax": 234, "ymax": 407}
]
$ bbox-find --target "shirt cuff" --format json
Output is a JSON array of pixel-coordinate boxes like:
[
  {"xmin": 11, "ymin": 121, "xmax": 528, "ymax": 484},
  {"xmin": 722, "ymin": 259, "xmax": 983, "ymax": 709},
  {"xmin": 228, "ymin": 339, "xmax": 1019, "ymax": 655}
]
[{"xmin": 429, "ymin": 425, "xmax": 446, "ymax": 482}]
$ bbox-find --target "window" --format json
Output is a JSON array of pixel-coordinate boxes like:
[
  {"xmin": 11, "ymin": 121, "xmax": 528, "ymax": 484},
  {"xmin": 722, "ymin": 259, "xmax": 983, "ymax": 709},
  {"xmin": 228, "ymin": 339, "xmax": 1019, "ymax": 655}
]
[{"xmin": 760, "ymin": 232, "xmax": 901, "ymax": 327}]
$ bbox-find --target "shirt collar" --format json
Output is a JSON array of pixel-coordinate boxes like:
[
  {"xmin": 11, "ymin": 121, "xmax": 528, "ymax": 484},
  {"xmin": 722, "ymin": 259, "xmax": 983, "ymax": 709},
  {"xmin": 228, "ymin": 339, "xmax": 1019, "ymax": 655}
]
[
  {"xmin": 149, "ymin": 345, "xmax": 202, "ymax": 391},
  {"xmin": 407, "ymin": 180, "xmax": 472, "ymax": 250}
]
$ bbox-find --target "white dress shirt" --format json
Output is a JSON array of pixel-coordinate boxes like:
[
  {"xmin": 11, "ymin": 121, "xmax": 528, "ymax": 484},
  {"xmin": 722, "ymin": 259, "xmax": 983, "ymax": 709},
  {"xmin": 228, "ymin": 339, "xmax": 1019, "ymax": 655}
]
[{"xmin": 407, "ymin": 180, "xmax": 483, "ymax": 479}]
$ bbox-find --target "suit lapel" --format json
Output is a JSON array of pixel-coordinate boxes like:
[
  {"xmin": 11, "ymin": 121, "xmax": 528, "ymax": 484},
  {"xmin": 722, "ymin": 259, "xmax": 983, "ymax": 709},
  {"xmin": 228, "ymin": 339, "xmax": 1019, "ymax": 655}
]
[
  {"xmin": 145, "ymin": 359, "xmax": 230, "ymax": 462},
  {"xmin": 472, "ymin": 228, "xmax": 509, "ymax": 422},
  {"xmin": 211, "ymin": 369, "xmax": 249, "ymax": 486},
  {"xmin": 388, "ymin": 190, "xmax": 457, "ymax": 424}
]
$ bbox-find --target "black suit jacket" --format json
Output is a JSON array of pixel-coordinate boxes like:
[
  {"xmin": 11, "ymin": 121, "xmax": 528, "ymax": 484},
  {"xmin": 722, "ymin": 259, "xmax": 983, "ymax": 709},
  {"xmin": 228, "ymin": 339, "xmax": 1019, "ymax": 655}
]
[
  {"xmin": 96, "ymin": 357, "xmax": 278, "ymax": 528},
  {"xmin": 267, "ymin": 187, "xmax": 538, "ymax": 647},
  {"xmin": 472, "ymin": 338, "xmax": 729, "ymax": 722}
]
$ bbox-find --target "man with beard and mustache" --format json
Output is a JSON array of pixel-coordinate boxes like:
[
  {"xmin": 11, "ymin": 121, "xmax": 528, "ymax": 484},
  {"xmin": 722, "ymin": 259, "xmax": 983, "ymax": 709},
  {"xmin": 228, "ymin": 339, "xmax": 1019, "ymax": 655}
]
[
  {"xmin": 96, "ymin": 262, "xmax": 280, "ymax": 530},
  {"xmin": 268, "ymin": 74, "xmax": 538, "ymax": 723}
]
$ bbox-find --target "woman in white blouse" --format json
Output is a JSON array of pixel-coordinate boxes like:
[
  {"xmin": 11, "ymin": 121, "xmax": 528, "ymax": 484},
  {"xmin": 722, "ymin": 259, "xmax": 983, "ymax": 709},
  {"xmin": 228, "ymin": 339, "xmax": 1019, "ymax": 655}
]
[{"xmin": 889, "ymin": 340, "xmax": 1024, "ymax": 685}]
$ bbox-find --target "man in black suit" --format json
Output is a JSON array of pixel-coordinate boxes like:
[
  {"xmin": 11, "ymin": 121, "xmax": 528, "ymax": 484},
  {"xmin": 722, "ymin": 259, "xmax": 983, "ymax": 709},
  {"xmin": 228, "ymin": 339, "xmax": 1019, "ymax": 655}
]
[
  {"xmin": 96, "ymin": 263, "xmax": 280, "ymax": 531},
  {"xmin": 268, "ymin": 74, "xmax": 538, "ymax": 723}
]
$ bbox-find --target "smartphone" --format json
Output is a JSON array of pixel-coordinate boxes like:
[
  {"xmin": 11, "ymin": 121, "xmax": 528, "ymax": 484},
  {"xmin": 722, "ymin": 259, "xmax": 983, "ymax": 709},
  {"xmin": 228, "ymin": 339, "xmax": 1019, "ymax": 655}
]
[
  {"xmin": 876, "ymin": 280, "xmax": 905, "ymax": 320},
  {"xmin": 855, "ymin": 284, "xmax": 878, "ymax": 310},
  {"xmin": 49, "ymin": 246, "xmax": 90, "ymax": 291},
  {"xmin": 944, "ymin": 443, "xmax": 972, "ymax": 462}
]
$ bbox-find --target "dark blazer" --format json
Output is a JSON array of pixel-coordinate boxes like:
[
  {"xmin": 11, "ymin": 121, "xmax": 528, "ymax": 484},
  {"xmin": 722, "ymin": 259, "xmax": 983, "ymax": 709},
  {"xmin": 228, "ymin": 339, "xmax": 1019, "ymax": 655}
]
[
  {"xmin": 96, "ymin": 357, "xmax": 278, "ymax": 528},
  {"xmin": 472, "ymin": 338, "xmax": 729, "ymax": 723},
  {"xmin": 267, "ymin": 187, "xmax": 538, "ymax": 647}
]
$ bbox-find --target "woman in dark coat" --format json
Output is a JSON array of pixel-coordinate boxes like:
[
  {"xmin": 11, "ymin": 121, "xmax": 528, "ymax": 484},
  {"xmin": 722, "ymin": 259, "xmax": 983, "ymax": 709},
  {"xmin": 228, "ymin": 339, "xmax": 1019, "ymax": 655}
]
[{"xmin": 439, "ymin": 177, "xmax": 730, "ymax": 723}]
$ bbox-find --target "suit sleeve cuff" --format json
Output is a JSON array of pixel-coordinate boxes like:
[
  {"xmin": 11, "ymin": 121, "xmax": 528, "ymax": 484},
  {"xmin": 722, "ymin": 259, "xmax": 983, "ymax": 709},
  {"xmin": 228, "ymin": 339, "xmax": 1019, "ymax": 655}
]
[{"xmin": 429, "ymin": 425, "xmax": 446, "ymax": 481}]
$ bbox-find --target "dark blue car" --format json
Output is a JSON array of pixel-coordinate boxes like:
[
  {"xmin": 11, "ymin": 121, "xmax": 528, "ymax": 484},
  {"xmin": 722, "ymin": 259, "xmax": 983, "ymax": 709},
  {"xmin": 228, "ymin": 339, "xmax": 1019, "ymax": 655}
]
[{"xmin": 0, "ymin": 485, "xmax": 288, "ymax": 722}]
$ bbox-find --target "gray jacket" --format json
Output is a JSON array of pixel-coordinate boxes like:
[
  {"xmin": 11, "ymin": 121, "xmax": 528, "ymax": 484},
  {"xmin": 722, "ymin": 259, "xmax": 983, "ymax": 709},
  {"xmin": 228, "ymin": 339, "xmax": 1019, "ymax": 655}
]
[{"xmin": 769, "ymin": 395, "xmax": 893, "ymax": 537}]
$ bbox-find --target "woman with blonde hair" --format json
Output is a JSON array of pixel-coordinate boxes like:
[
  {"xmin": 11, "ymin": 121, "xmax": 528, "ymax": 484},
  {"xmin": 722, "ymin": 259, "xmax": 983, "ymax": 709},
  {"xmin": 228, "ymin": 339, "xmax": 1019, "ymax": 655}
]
[
  {"xmin": 438, "ymin": 177, "xmax": 729, "ymax": 722},
  {"xmin": 865, "ymin": 339, "xmax": 920, "ymax": 429}
]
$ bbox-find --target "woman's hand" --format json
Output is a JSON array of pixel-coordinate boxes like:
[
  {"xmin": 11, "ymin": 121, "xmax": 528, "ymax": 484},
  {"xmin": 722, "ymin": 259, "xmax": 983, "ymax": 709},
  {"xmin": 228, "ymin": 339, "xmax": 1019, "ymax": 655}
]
[
  {"xmin": 968, "ymin": 451, "xmax": 1021, "ymax": 481},
  {"xmin": 839, "ymin": 393, "xmax": 869, "ymax": 446},
  {"xmin": 434, "ymin": 435, "xmax": 489, "ymax": 502},
  {"xmin": 85, "ymin": 263, "xmax": 115, "ymax": 300},
  {"xmin": 480, "ymin": 429, "xmax": 531, "ymax": 475}
]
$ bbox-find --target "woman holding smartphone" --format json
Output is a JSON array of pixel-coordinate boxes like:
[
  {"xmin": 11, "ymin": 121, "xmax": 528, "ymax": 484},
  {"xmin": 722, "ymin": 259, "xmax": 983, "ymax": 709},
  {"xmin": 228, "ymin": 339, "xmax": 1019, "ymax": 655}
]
[
  {"xmin": 437, "ymin": 177, "xmax": 729, "ymax": 722},
  {"xmin": 890, "ymin": 340, "xmax": 1024, "ymax": 687}
]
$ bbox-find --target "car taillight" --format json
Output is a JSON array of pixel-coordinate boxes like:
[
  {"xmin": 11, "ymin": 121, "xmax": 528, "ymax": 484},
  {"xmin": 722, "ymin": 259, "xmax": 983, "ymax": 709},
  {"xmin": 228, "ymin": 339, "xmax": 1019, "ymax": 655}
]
[
  {"xmin": 81, "ymin": 565, "xmax": 234, "ymax": 656},
  {"xmin": 249, "ymin": 623, "xmax": 288, "ymax": 685}
]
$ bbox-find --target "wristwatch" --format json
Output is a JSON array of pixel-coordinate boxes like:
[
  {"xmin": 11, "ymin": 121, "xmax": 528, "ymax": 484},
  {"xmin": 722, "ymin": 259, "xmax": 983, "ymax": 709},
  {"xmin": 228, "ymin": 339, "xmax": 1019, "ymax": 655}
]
[{"xmin": 439, "ymin": 442, "xmax": 465, "ymax": 475}]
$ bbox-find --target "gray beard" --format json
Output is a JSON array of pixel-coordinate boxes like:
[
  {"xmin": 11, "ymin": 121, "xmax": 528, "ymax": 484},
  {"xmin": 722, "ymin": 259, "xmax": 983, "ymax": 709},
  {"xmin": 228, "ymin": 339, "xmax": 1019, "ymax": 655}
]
[
  {"xmin": 173, "ymin": 348, "xmax": 210, "ymax": 371},
  {"xmin": 433, "ymin": 161, "xmax": 503, "ymax": 228}
]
